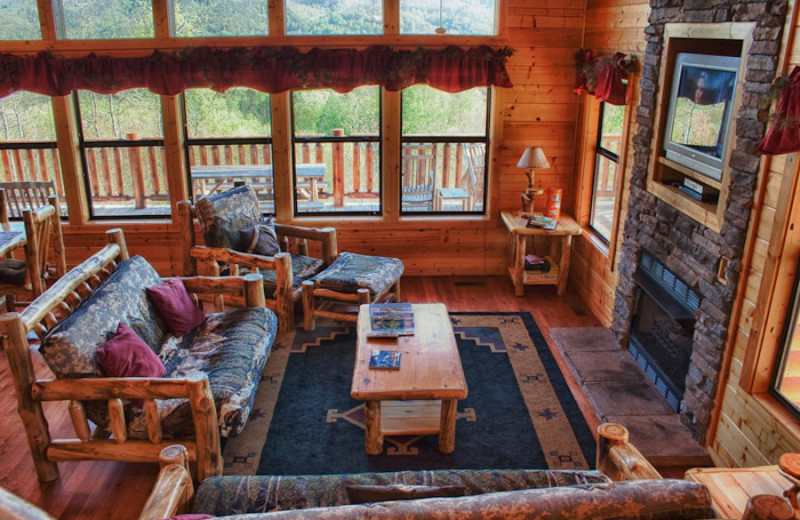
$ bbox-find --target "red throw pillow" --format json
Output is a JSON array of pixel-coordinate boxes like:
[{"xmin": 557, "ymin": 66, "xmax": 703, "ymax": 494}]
[
  {"xmin": 147, "ymin": 278, "xmax": 206, "ymax": 337},
  {"xmin": 96, "ymin": 322, "xmax": 166, "ymax": 378}
]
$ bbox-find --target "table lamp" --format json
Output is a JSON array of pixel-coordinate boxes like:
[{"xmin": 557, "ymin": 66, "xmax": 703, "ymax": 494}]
[{"xmin": 517, "ymin": 146, "xmax": 550, "ymax": 214}]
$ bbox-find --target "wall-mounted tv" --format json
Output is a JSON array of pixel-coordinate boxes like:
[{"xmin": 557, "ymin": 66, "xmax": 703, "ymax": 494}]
[{"xmin": 663, "ymin": 52, "xmax": 741, "ymax": 182}]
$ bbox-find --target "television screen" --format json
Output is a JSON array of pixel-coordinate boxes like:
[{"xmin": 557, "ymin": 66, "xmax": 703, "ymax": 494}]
[{"xmin": 663, "ymin": 53, "xmax": 740, "ymax": 182}]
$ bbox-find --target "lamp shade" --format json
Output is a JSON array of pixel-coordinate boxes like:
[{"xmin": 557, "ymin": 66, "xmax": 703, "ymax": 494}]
[{"xmin": 517, "ymin": 146, "xmax": 550, "ymax": 169}]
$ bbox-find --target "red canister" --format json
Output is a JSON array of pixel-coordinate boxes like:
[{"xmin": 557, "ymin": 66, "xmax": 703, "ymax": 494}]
[{"xmin": 546, "ymin": 186, "xmax": 562, "ymax": 220}]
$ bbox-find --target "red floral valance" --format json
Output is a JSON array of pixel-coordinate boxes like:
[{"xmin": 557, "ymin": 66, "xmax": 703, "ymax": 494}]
[
  {"xmin": 0, "ymin": 45, "xmax": 514, "ymax": 98},
  {"xmin": 574, "ymin": 49, "xmax": 635, "ymax": 106},
  {"xmin": 757, "ymin": 66, "xmax": 800, "ymax": 155}
]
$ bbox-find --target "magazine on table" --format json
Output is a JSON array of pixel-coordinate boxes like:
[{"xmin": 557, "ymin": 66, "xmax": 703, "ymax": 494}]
[
  {"xmin": 367, "ymin": 302, "xmax": 415, "ymax": 338},
  {"xmin": 526, "ymin": 215, "xmax": 558, "ymax": 230},
  {"xmin": 369, "ymin": 349, "xmax": 402, "ymax": 369}
]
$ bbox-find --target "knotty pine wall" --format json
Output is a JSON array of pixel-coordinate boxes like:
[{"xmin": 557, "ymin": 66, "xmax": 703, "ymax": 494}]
[
  {"xmin": 705, "ymin": 3, "xmax": 800, "ymax": 468},
  {"xmin": 46, "ymin": 1, "xmax": 584, "ymax": 278}
]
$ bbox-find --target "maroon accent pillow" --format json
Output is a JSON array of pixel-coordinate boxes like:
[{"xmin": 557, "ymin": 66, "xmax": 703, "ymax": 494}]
[
  {"xmin": 96, "ymin": 322, "xmax": 166, "ymax": 378},
  {"xmin": 147, "ymin": 278, "xmax": 206, "ymax": 337}
]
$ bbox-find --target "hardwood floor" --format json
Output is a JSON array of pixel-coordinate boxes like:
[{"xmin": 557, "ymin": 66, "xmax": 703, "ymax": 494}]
[{"xmin": 0, "ymin": 275, "xmax": 603, "ymax": 520}]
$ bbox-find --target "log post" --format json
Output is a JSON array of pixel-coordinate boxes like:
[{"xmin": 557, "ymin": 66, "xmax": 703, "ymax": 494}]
[
  {"xmin": 274, "ymin": 252, "xmax": 294, "ymax": 332},
  {"xmin": 126, "ymin": 133, "xmax": 147, "ymax": 209},
  {"xmin": 442, "ymin": 143, "xmax": 451, "ymax": 188},
  {"xmin": 366, "ymin": 143, "xmax": 374, "ymax": 194},
  {"xmin": 87, "ymin": 149, "xmax": 100, "ymax": 196},
  {"xmin": 243, "ymin": 273, "xmax": 265, "ymax": 308},
  {"xmin": 0, "ymin": 312, "xmax": 59, "ymax": 482},
  {"xmin": 597, "ymin": 423, "xmax": 627, "ymax": 481},
  {"xmin": 741, "ymin": 495, "xmax": 794, "ymax": 520},
  {"xmin": 302, "ymin": 280, "xmax": 316, "ymax": 331},
  {"xmin": 596, "ymin": 423, "xmax": 661, "ymax": 481},
  {"xmin": 106, "ymin": 228, "xmax": 130, "ymax": 261},
  {"xmin": 187, "ymin": 373, "xmax": 222, "ymax": 481},
  {"xmin": 353, "ymin": 143, "xmax": 361, "ymax": 193},
  {"xmin": 332, "ymin": 128, "xmax": 344, "ymax": 207},
  {"xmin": 48, "ymin": 194, "xmax": 67, "ymax": 277},
  {"xmin": 177, "ymin": 202, "xmax": 197, "ymax": 276}
]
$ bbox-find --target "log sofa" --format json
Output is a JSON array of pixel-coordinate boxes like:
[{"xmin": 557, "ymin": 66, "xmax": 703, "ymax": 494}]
[
  {"xmin": 134, "ymin": 424, "xmax": 719, "ymax": 520},
  {"xmin": 0, "ymin": 229, "xmax": 277, "ymax": 484}
]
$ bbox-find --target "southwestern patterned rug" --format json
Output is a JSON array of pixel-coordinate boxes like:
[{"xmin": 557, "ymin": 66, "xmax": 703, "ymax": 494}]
[{"xmin": 222, "ymin": 312, "xmax": 595, "ymax": 475}]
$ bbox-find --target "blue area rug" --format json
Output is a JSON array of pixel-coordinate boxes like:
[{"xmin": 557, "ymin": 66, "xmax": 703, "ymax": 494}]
[{"xmin": 222, "ymin": 312, "xmax": 595, "ymax": 475}]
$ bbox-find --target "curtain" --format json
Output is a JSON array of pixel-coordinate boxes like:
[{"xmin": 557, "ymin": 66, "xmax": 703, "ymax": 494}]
[
  {"xmin": 757, "ymin": 66, "xmax": 800, "ymax": 155},
  {"xmin": 574, "ymin": 49, "xmax": 632, "ymax": 106},
  {"xmin": 0, "ymin": 45, "xmax": 514, "ymax": 98}
]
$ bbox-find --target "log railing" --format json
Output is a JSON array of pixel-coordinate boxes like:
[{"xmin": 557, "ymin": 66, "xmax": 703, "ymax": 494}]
[
  {"xmin": 0, "ymin": 131, "xmax": 483, "ymax": 212},
  {"xmin": 596, "ymin": 134, "xmax": 621, "ymax": 198}
]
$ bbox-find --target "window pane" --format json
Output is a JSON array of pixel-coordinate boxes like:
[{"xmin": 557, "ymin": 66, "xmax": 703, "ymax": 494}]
[
  {"xmin": 0, "ymin": 92, "xmax": 67, "ymax": 216},
  {"xmin": 402, "ymin": 86, "xmax": 486, "ymax": 136},
  {"xmin": 401, "ymin": 87, "xmax": 488, "ymax": 215},
  {"xmin": 599, "ymin": 103, "xmax": 624, "ymax": 155},
  {"xmin": 78, "ymin": 90, "xmax": 163, "ymax": 140},
  {"xmin": 77, "ymin": 91, "xmax": 167, "ymax": 217},
  {"xmin": 774, "ymin": 284, "xmax": 800, "ymax": 414},
  {"xmin": 589, "ymin": 154, "xmax": 617, "ymax": 241},
  {"xmin": 292, "ymin": 87, "xmax": 380, "ymax": 215},
  {"xmin": 1, "ymin": 0, "xmax": 41, "ymax": 40},
  {"xmin": 0, "ymin": 92, "xmax": 56, "ymax": 141},
  {"xmin": 400, "ymin": 0, "xmax": 496, "ymax": 35},
  {"xmin": 173, "ymin": 0, "xmax": 268, "ymax": 37},
  {"xmin": 61, "ymin": 0, "xmax": 154, "ymax": 39},
  {"xmin": 185, "ymin": 89, "xmax": 272, "ymax": 139},
  {"xmin": 286, "ymin": 0, "xmax": 381, "ymax": 35}
]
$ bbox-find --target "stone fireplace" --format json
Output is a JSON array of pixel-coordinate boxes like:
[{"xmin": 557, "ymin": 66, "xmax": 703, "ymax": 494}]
[{"xmin": 610, "ymin": 0, "xmax": 788, "ymax": 441}]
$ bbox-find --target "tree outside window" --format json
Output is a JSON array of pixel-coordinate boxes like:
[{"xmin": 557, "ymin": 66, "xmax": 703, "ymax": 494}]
[{"xmin": 172, "ymin": 0, "xmax": 268, "ymax": 37}]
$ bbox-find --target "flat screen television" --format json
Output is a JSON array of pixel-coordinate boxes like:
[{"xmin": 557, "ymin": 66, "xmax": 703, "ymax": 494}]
[{"xmin": 663, "ymin": 52, "xmax": 741, "ymax": 182}]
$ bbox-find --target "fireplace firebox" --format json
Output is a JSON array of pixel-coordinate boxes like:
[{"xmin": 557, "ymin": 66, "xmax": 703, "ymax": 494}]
[{"xmin": 628, "ymin": 251, "xmax": 701, "ymax": 411}]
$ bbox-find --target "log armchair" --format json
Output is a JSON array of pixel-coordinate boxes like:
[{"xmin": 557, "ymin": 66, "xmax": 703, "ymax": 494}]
[
  {"xmin": 177, "ymin": 185, "xmax": 337, "ymax": 332},
  {"xmin": 0, "ymin": 228, "xmax": 276, "ymax": 483}
]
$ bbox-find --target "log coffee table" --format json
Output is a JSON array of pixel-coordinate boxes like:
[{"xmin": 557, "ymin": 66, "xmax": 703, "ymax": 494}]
[{"xmin": 351, "ymin": 303, "xmax": 468, "ymax": 455}]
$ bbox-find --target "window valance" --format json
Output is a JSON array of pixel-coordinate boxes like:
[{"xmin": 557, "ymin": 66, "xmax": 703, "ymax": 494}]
[
  {"xmin": 0, "ymin": 45, "xmax": 514, "ymax": 98},
  {"xmin": 757, "ymin": 66, "xmax": 800, "ymax": 155},
  {"xmin": 573, "ymin": 49, "xmax": 635, "ymax": 106}
]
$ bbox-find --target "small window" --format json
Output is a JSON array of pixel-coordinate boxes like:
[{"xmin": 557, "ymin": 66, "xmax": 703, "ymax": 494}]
[
  {"xmin": 76, "ymin": 90, "xmax": 166, "ymax": 217},
  {"xmin": 1, "ymin": 0, "xmax": 42, "ymax": 40},
  {"xmin": 0, "ymin": 92, "xmax": 67, "ymax": 216},
  {"xmin": 772, "ymin": 262, "xmax": 800, "ymax": 418},
  {"xmin": 401, "ymin": 85, "xmax": 489, "ymax": 214},
  {"xmin": 291, "ymin": 87, "xmax": 381, "ymax": 215},
  {"xmin": 59, "ymin": 0, "xmax": 154, "ymax": 39},
  {"xmin": 172, "ymin": 0, "xmax": 268, "ymax": 37},
  {"xmin": 286, "ymin": 0, "xmax": 382, "ymax": 35},
  {"xmin": 589, "ymin": 102, "xmax": 624, "ymax": 242},
  {"xmin": 400, "ymin": 0, "xmax": 496, "ymax": 35},
  {"xmin": 184, "ymin": 88, "xmax": 273, "ymax": 214}
]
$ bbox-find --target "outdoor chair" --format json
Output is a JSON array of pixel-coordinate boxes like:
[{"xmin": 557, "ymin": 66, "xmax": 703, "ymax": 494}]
[
  {"xmin": 462, "ymin": 143, "xmax": 486, "ymax": 211},
  {"xmin": 0, "ymin": 180, "xmax": 57, "ymax": 219},
  {"xmin": 0, "ymin": 190, "xmax": 67, "ymax": 312},
  {"xmin": 401, "ymin": 144, "xmax": 437, "ymax": 211}
]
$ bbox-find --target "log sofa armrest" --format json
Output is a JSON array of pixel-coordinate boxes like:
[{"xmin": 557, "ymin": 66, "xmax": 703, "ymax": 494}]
[
  {"xmin": 596, "ymin": 423, "xmax": 662, "ymax": 481},
  {"xmin": 273, "ymin": 223, "xmax": 338, "ymax": 264},
  {"xmin": 138, "ymin": 445, "xmax": 195, "ymax": 520}
]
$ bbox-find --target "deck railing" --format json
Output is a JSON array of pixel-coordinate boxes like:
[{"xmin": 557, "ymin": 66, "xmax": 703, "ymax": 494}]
[{"xmin": 0, "ymin": 129, "xmax": 483, "ymax": 213}]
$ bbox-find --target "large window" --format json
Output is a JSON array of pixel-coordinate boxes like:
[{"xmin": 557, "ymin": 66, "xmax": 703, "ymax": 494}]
[
  {"xmin": 184, "ymin": 88, "xmax": 273, "ymax": 214},
  {"xmin": 286, "ymin": 0, "xmax": 382, "ymax": 35},
  {"xmin": 292, "ymin": 87, "xmax": 381, "ymax": 215},
  {"xmin": 76, "ymin": 90, "xmax": 166, "ymax": 217},
  {"xmin": 400, "ymin": 0, "xmax": 496, "ymax": 35},
  {"xmin": 59, "ymin": 0, "xmax": 155, "ymax": 39},
  {"xmin": 0, "ymin": 91, "xmax": 66, "ymax": 216},
  {"xmin": 401, "ymin": 85, "xmax": 488, "ymax": 214},
  {"xmin": 589, "ymin": 102, "xmax": 624, "ymax": 242},
  {"xmin": 172, "ymin": 0, "xmax": 268, "ymax": 37}
]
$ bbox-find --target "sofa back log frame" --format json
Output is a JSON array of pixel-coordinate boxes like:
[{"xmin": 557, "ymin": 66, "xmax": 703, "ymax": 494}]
[{"xmin": 0, "ymin": 229, "xmax": 269, "ymax": 484}]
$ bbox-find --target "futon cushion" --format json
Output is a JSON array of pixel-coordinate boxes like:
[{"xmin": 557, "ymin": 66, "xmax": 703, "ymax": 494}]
[
  {"xmin": 238, "ymin": 219, "xmax": 279, "ymax": 257},
  {"xmin": 346, "ymin": 484, "xmax": 466, "ymax": 504},
  {"xmin": 195, "ymin": 185, "xmax": 262, "ymax": 250},
  {"xmin": 96, "ymin": 322, "xmax": 166, "ymax": 379},
  {"xmin": 311, "ymin": 252, "xmax": 404, "ymax": 296},
  {"xmin": 0, "ymin": 258, "xmax": 27, "ymax": 286},
  {"xmin": 127, "ymin": 306, "xmax": 278, "ymax": 439},
  {"xmin": 259, "ymin": 254, "xmax": 326, "ymax": 298},
  {"xmin": 192, "ymin": 469, "xmax": 611, "ymax": 515},
  {"xmin": 41, "ymin": 256, "xmax": 167, "ymax": 379},
  {"xmin": 147, "ymin": 278, "xmax": 206, "ymax": 337}
]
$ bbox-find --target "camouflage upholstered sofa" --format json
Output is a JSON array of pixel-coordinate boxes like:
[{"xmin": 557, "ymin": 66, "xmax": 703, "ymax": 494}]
[
  {"xmin": 0, "ymin": 229, "xmax": 277, "ymax": 484},
  {"xmin": 137, "ymin": 425, "xmax": 718, "ymax": 520}
]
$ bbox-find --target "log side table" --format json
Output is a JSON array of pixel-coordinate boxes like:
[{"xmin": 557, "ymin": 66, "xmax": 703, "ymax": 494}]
[{"xmin": 500, "ymin": 212, "xmax": 582, "ymax": 296}]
